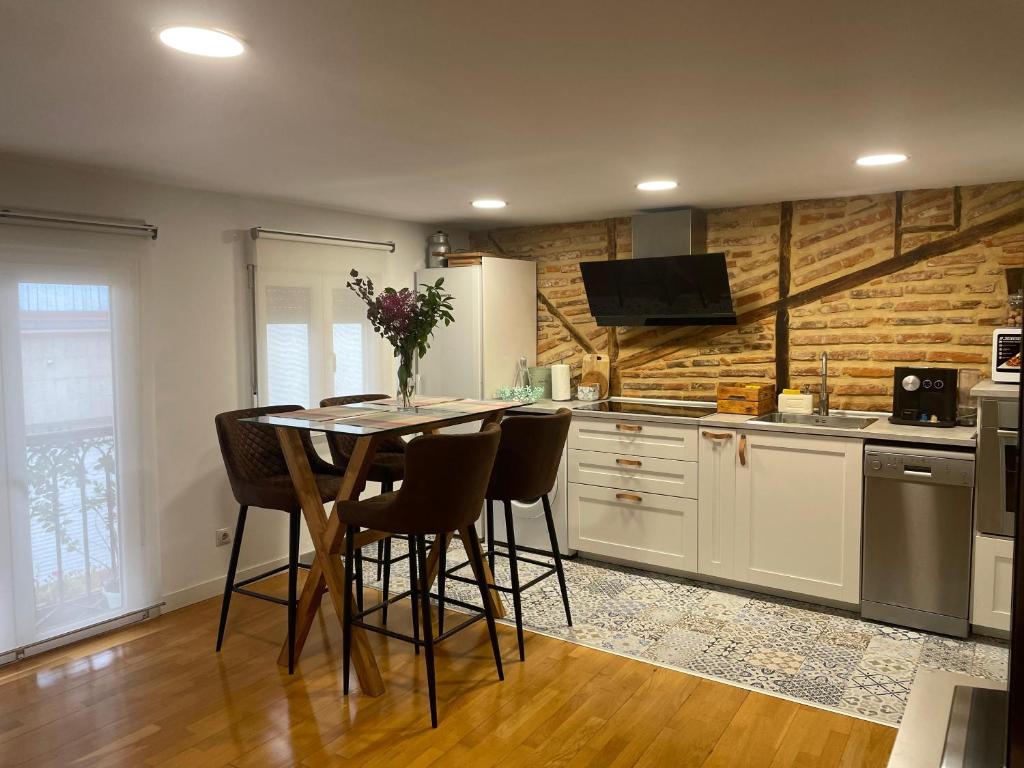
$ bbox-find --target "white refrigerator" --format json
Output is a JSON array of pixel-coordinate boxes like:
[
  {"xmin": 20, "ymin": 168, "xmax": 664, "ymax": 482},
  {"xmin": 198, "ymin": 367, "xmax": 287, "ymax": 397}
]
[
  {"xmin": 415, "ymin": 258, "xmax": 573, "ymax": 555},
  {"xmin": 415, "ymin": 257, "xmax": 537, "ymax": 400}
]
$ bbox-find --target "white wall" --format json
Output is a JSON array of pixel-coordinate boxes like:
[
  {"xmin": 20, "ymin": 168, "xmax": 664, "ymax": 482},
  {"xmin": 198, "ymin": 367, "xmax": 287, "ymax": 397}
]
[{"xmin": 0, "ymin": 153, "xmax": 452, "ymax": 609}]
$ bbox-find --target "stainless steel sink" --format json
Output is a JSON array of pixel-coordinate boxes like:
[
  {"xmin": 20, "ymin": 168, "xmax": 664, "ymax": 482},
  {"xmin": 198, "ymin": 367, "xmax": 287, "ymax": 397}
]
[{"xmin": 748, "ymin": 412, "xmax": 878, "ymax": 429}]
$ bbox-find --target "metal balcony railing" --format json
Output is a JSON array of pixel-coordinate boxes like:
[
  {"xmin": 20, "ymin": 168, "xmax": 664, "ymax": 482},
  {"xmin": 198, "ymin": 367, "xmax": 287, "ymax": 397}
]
[{"xmin": 25, "ymin": 425, "xmax": 121, "ymax": 631}]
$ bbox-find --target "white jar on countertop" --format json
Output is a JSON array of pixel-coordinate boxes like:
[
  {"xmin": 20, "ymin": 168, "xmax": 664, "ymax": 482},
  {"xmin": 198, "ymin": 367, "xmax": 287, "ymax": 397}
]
[{"xmin": 778, "ymin": 392, "xmax": 814, "ymax": 414}]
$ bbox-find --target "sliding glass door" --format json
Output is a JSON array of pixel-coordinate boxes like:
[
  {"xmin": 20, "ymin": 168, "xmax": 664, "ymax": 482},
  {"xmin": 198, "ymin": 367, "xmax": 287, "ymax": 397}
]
[{"xmin": 0, "ymin": 237, "xmax": 153, "ymax": 656}]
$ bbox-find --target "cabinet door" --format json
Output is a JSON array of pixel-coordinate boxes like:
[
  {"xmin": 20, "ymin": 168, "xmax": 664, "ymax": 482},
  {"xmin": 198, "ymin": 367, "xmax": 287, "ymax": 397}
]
[
  {"xmin": 568, "ymin": 483, "xmax": 697, "ymax": 571},
  {"xmin": 973, "ymin": 534, "xmax": 1014, "ymax": 632},
  {"xmin": 734, "ymin": 431, "xmax": 862, "ymax": 604},
  {"xmin": 698, "ymin": 428, "xmax": 736, "ymax": 579}
]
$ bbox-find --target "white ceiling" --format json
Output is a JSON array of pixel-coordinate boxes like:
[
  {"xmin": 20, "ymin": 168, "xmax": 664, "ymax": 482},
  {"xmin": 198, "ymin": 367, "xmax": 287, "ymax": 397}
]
[{"xmin": 2, "ymin": 0, "xmax": 1023, "ymax": 227}]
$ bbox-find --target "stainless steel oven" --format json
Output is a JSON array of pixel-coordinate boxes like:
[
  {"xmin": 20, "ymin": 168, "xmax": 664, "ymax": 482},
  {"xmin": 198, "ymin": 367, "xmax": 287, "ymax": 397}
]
[{"xmin": 976, "ymin": 397, "xmax": 1020, "ymax": 537}]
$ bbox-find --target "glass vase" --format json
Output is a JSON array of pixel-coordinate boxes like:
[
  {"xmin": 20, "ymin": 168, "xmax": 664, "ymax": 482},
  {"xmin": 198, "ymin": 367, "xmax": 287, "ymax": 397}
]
[{"xmin": 396, "ymin": 347, "xmax": 416, "ymax": 410}]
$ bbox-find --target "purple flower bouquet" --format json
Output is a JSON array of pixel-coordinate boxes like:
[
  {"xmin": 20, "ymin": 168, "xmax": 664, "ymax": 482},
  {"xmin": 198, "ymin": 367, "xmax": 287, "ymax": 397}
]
[{"xmin": 347, "ymin": 270, "xmax": 455, "ymax": 408}]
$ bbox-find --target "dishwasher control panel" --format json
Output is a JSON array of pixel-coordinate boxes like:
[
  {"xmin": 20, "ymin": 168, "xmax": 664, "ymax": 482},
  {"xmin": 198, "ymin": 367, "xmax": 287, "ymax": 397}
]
[{"xmin": 864, "ymin": 445, "xmax": 975, "ymax": 487}]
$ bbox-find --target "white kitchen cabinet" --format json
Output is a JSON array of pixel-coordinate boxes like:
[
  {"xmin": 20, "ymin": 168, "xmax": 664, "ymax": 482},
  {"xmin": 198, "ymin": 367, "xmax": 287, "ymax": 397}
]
[
  {"xmin": 568, "ymin": 415, "xmax": 699, "ymax": 571},
  {"xmin": 973, "ymin": 534, "xmax": 1014, "ymax": 633},
  {"xmin": 568, "ymin": 483, "xmax": 698, "ymax": 571},
  {"xmin": 733, "ymin": 430, "xmax": 863, "ymax": 604},
  {"xmin": 697, "ymin": 428, "xmax": 737, "ymax": 579}
]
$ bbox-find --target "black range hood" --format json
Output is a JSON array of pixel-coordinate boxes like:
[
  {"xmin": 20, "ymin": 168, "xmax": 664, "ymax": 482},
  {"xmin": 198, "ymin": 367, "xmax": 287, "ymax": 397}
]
[{"xmin": 580, "ymin": 252, "xmax": 737, "ymax": 327}]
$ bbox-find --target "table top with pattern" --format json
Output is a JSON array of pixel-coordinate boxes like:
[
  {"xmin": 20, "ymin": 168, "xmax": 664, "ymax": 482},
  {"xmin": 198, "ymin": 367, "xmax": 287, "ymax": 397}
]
[{"xmin": 246, "ymin": 396, "xmax": 530, "ymax": 436}]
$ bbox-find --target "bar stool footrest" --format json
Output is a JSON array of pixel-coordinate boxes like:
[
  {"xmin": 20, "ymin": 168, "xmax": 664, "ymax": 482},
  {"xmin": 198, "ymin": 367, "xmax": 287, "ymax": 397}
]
[
  {"xmin": 351, "ymin": 593, "xmax": 487, "ymax": 647},
  {"xmin": 359, "ymin": 548, "xmax": 412, "ymax": 569},
  {"xmin": 230, "ymin": 560, "xmax": 313, "ymax": 606},
  {"xmin": 444, "ymin": 555, "xmax": 558, "ymax": 594},
  {"xmin": 233, "ymin": 587, "xmax": 289, "ymax": 605},
  {"xmin": 352, "ymin": 588, "xmax": 414, "ymax": 621}
]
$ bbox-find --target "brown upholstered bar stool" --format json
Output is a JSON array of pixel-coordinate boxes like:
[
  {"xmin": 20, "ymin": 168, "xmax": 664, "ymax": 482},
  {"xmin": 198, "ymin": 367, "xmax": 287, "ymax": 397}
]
[
  {"xmin": 320, "ymin": 394, "xmax": 408, "ymax": 619},
  {"xmin": 340, "ymin": 424, "xmax": 504, "ymax": 728},
  {"xmin": 441, "ymin": 409, "xmax": 573, "ymax": 661},
  {"xmin": 214, "ymin": 405, "xmax": 346, "ymax": 673}
]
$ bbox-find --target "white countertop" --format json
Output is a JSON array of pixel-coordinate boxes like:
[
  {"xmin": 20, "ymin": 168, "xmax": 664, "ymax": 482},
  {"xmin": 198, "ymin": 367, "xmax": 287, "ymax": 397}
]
[
  {"xmin": 970, "ymin": 378, "xmax": 1020, "ymax": 401},
  {"xmin": 519, "ymin": 398, "xmax": 977, "ymax": 448},
  {"xmin": 700, "ymin": 412, "xmax": 978, "ymax": 448},
  {"xmin": 509, "ymin": 399, "xmax": 590, "ymax": 413}
]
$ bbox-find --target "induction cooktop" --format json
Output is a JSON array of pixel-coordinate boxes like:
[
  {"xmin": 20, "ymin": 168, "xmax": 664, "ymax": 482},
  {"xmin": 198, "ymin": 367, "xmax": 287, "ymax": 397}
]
[{"xmin": 574, "ymin": 398, "xmax": 716, "ymax": 419}]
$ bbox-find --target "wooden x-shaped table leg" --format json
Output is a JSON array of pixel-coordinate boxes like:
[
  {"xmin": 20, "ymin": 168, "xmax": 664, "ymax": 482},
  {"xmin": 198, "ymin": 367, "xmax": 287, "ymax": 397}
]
[
  {"xmin": 276, "ymin": 428, "xmax": 385, "ymax": 695},
  {"xmin": 275, "ymin": 413, "xmax": 508, "ymax": 696}
]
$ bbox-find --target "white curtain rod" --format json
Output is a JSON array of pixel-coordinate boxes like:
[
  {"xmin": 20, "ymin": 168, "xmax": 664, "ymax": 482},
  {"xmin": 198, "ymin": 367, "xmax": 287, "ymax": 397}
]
[
  {"xmin": 249, "ymin": 226, "xmax": 396, "ymax": 252},
  {"xmin": 0, "ymin": 208, "xmax": 158, "ymax": 239}
]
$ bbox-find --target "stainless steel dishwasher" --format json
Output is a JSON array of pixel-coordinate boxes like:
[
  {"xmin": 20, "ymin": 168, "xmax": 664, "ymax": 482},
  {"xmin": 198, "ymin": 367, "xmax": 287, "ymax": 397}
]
[{"xmin": 861, "ymin": 443, "xmax": 975, "ymax": 637}]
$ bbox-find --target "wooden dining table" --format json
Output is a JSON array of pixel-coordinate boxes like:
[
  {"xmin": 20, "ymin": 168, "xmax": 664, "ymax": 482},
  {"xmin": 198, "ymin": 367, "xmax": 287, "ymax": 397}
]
[{"xmin": 248, "ymin": 395, "xmax": 523, "ymax": 696}]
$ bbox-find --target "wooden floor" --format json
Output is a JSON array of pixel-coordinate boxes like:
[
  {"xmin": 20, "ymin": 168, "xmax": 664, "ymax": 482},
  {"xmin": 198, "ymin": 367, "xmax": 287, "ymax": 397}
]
[{"xmin": 0, "ymin": 574, "xmax": 896, "ymax": 767}]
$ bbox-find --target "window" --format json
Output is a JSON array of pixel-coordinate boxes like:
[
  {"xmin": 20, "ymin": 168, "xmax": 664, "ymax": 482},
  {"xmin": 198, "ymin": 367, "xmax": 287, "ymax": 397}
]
[
  {"xmin": 252, "ymin": 238, "xmax": 391, "ymax": 406},
  {"xmin": 0, "ymin": 228, "xmax": 156, "ymax": 658},
  {"xmin": 266, "ymin": 285, "xmax": 313, "ymax": 406},
  {"xmin": 332, "ymin": 286, "xmax": 376, "ymax": 396}
]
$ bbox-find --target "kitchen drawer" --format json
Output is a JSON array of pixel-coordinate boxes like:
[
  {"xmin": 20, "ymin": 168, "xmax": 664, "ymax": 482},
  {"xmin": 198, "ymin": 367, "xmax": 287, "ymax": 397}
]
[
  {"xmin": 568, "ymin": 416, "xmax": 697, "ymax": 461},
  {"xmin": 568, "ymin": 483, "xmax": 698, "ymax": 572},
  {"xmin": 568, "ymin": 448, "xmax": 698, "ymax": 499}
]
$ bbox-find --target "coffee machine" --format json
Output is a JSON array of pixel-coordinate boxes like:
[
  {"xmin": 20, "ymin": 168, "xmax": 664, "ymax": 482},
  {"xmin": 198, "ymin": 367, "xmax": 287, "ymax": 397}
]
[{"xmin": 889, "ymin": 366, "xmax": 959, "ymax": 427}]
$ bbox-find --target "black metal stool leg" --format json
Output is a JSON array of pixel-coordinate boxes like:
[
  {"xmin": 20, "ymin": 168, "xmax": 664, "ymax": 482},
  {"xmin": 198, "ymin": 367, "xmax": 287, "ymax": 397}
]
[
  {"xmin": 381, "ymin": 537, "xmax": 392, "ymax": 624},
  {"xmin": 216, "ymin": 504, "xmax": 248, "ymax": 652},
  {"xmin": 502, "ymin": 500, "xmax": 526, "ymax": 661},
  {"xmin": 542, "ymin": 494, "xmax": 572, "ymax": 626},
  {"xmin": 409, "ymin": 535, "xmax": 420, "ymax": 655},
  {"xmin": 355, "ymin": 537, "xmax": 364, "ymax": 612},
  {"xmin": 437, "ymin": 540, "xmax": 447, "ymax": 635},
  {"xmin": 342, "ymin": 524, "xmax": 355, "ymax": 695},
  {"xmin": 287, "ymin": 508, "xmax": 300, "ymax": 673},
  {"xmin": 486, "ymin": 499, "xmax": 496, "ymax": 574},
  {"xmin": 415, "ymin": 535, "xmax": 439, "ymax": 728},
  {"xmin": 467, "ymin": 523, "xmax": 504, "ymax": 680},
  {"xmin": 377, "ymin": 479, "xmax": 394, "ymax": 582}
]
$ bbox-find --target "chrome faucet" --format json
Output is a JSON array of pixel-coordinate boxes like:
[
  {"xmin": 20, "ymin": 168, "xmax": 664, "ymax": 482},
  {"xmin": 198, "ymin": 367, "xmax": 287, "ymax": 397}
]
[{"xmin": 819, "ymin": 351, "xmax": 830, "ymax": 416}]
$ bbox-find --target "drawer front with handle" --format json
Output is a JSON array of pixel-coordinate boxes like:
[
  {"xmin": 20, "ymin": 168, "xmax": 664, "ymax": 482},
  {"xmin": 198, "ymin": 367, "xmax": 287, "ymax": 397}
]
[
  {"xmin": 568, "ymin": 416, "xmax": 697, "ymax": 461},
  {"xmin": 568, "ymin": 483, "xmax": 698, "ymax": 571},
  {"xmin": 568, "ymin": 448, "xmax": 698, "ymax": 499}
]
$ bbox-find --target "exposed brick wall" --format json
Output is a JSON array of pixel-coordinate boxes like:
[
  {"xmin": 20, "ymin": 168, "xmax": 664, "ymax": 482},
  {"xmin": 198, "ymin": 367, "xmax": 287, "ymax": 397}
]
[
  {"xmin": 616, "ymin": 204, "xmax": 781, "ymax": 400},
  {"xmin": 469, "ymin": 181, "xmax": 1024, "ymax": 411}
]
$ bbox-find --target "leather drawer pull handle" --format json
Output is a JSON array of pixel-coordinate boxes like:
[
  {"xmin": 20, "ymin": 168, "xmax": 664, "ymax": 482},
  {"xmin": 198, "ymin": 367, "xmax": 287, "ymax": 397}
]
[
  {"xmin": 616, "ymin": 492, "xmax": 643, "ymax": 503},
  {"xmin": 738, "ymin": 434, "xmax": 748, "ymax": 466},
  {"xmin": 702, "ymin": 430, "xmax": 733, "ymax": 440},
  {"xmin": 615, "ymin": 423, "xmax": 642, "ymax": 433},
  {"xmin": 616, "ymin": 458, "xmax": 642, "ymax": 467}
]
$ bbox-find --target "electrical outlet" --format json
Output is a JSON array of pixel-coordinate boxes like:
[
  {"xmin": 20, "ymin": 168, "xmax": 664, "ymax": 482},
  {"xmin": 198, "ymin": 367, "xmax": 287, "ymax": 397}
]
[{"xmin": 215, "ymin": 528, "xmax": 231, "ymax": 547}]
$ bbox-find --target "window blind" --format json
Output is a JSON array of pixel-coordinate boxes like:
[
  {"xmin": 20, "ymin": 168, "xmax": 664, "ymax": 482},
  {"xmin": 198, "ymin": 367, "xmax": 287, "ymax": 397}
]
[
  {"xmin": 250, "ymin": 236, "xmax": 392, "ymax": 407},
  {"xmin": 0, "ymin": 226, "xmax": 158, "ymax": 659}
]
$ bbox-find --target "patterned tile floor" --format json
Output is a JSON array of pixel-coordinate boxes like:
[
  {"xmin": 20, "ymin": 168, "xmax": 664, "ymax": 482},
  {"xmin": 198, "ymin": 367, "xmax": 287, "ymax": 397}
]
[{"xmin": 366, "ymin": 542, "xmax": 1007, "ymax": 726}]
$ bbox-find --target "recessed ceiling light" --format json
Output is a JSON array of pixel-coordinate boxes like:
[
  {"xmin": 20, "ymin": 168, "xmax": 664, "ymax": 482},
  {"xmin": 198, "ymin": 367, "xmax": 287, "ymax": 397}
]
[
  {"xmin": 636, "ymin": 180, "xmax": 678, "ymax": 191},
  {"xmin": 158, "ymin": 26, "xmax": 245, "ymax": 58},
  {"xmin": 471, "ymin": 199, "xmax": 507, "ymax": 209},
  {"xmin": 855, "ymin": 153, "xmax": 908, "ymax": 167}
]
